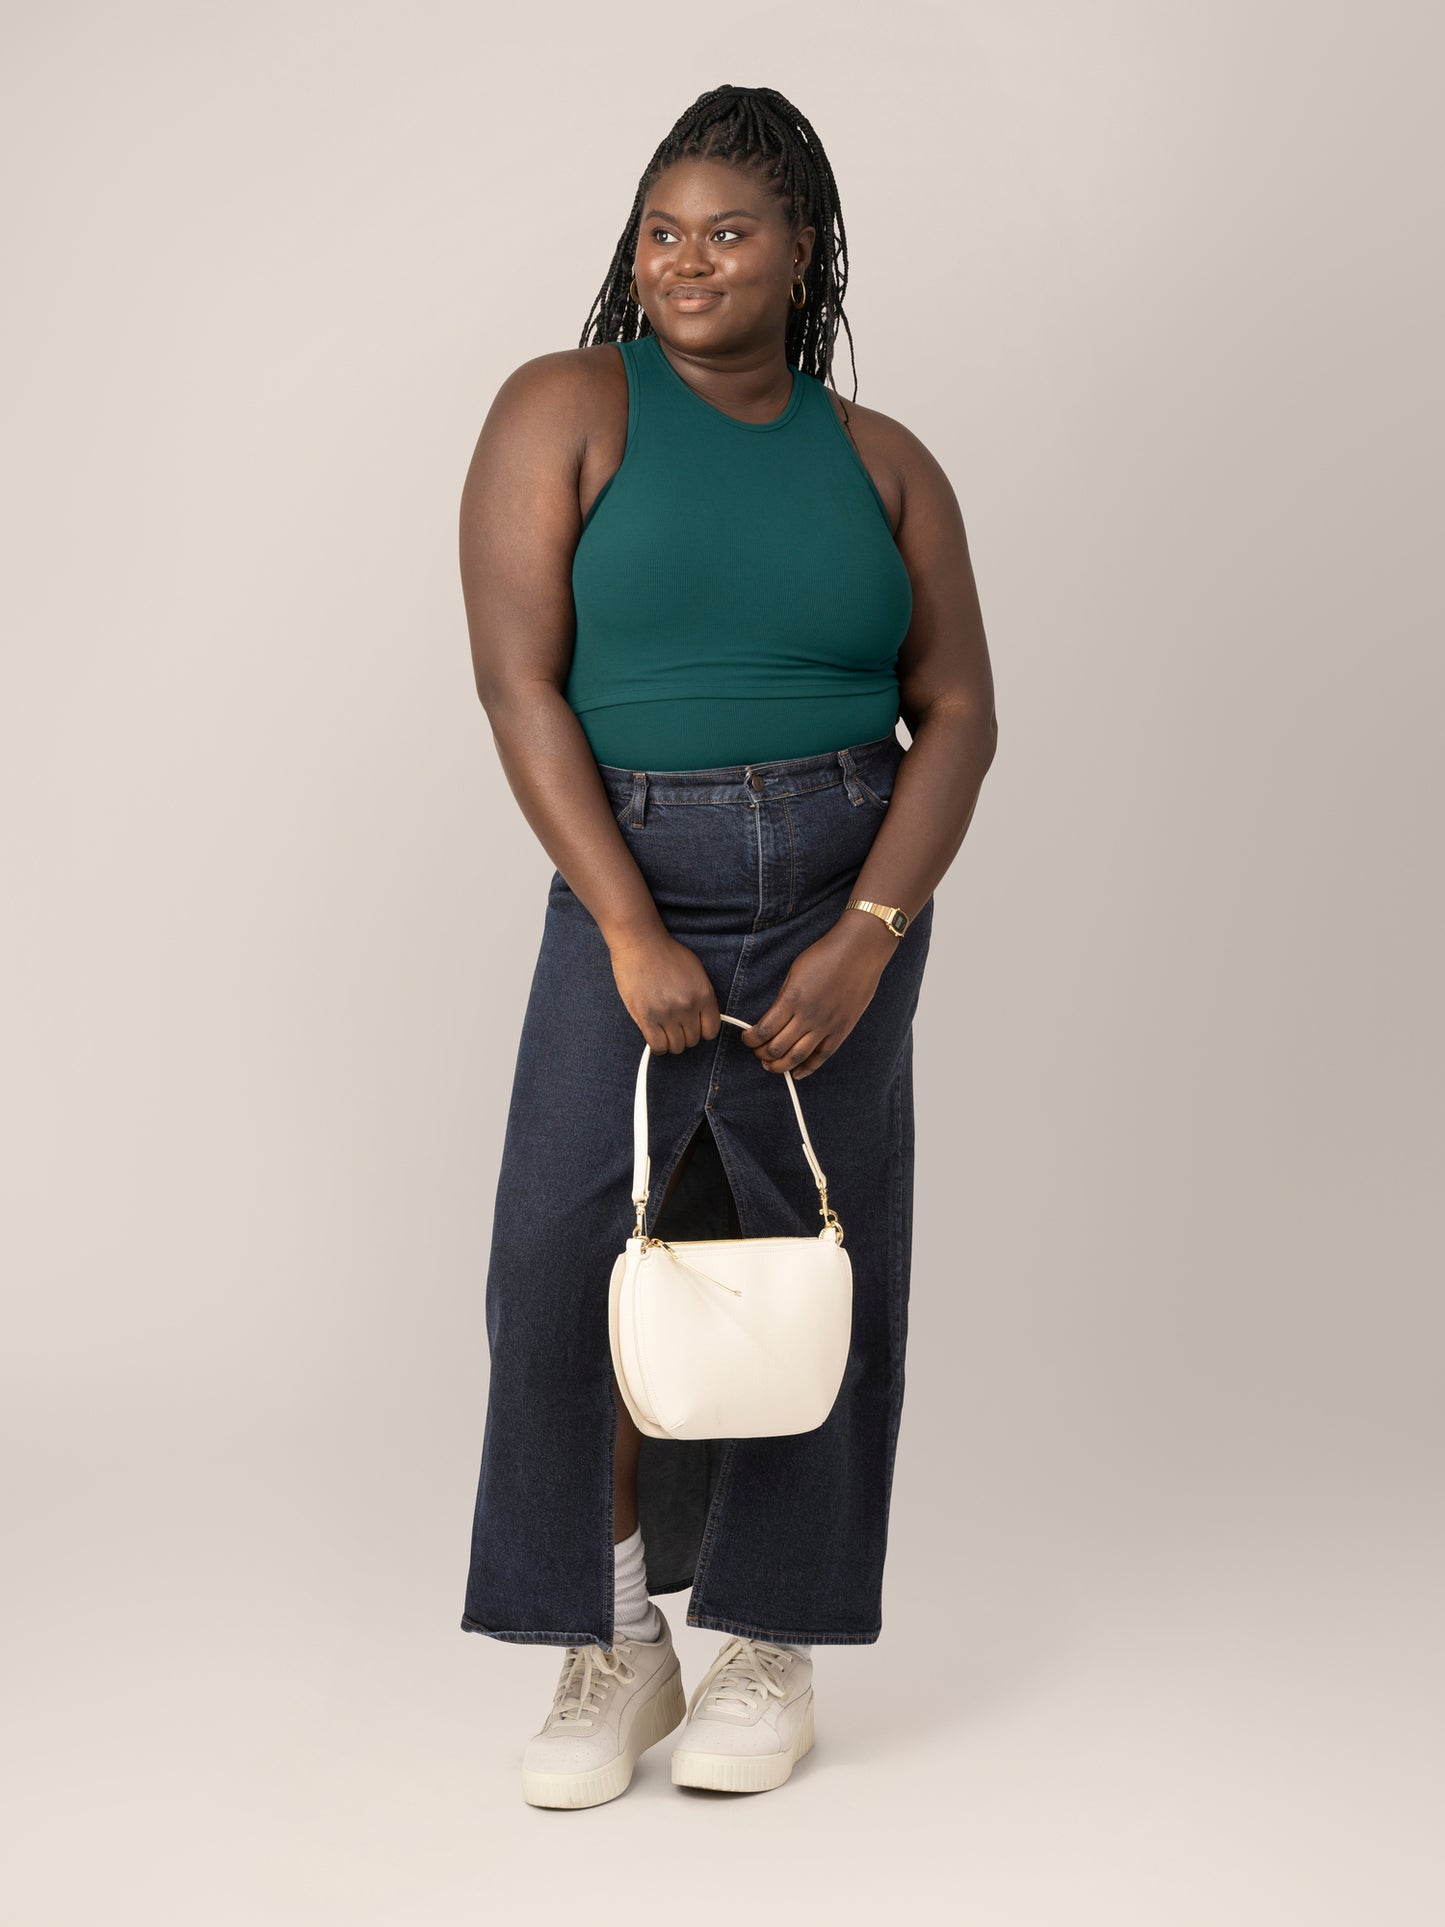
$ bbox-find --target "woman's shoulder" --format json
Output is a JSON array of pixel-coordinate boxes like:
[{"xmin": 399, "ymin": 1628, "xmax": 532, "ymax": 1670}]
[
  {"xmin": 483, "ymin": 344, "xmax": 626, "ymax": 427},
  {"xmin": 818, "ymin": 378, "xmax": 940, "ymax": 473},
  {"xmin": 472, "ymin": 346, "xmax": 631, "ymax": 466},
  {"xmin": 818, "ymin": 378, "xmax": 960, "ymax": 534}
]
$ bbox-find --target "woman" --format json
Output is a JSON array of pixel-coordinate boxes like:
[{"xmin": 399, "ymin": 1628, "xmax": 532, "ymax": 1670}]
[{"xmin": 457, "ymin": 84, "xmax": 997, "ymax": 1807}]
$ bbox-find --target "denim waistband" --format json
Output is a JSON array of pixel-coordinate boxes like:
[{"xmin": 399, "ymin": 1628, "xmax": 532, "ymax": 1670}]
[{"xmin": 596, "ymin": 730, "xmax": 902, "ymax": 809}]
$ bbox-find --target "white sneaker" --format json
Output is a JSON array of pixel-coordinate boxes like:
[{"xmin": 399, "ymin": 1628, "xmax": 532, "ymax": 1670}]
[
  {"xmin": 520, "ymin": 1607, "xmax": 686, "ymax": 1809},
  {"xmin": 670, "ymin": 1637, "xmax": 815, "ymax": 1792}
]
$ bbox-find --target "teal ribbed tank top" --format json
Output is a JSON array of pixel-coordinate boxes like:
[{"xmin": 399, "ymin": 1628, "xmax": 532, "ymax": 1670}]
[{"xmin": 566, "ymin": 330, "xmax": 912, "ymax": 771}]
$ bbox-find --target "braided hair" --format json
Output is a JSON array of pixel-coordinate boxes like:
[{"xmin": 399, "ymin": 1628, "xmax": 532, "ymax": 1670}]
[{"xmin": 578, "ymin": 84, "xmax": 861, "ymax": 404}]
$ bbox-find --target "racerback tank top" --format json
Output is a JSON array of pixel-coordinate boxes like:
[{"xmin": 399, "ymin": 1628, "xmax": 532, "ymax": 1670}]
[{"xmin": 566, "ymin": 330, "xmax": 912, "ymax": 771}]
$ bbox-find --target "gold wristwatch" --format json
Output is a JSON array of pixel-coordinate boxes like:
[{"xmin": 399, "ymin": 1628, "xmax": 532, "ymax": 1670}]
[{"xmin": 847, "ymin": 897, "xmax": 910, "ymax": 939}]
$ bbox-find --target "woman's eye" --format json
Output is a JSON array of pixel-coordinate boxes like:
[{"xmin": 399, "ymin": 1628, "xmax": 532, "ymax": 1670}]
[{"xmin": 647, "ymin": 227, "xmax": 744, "ymax": 244}]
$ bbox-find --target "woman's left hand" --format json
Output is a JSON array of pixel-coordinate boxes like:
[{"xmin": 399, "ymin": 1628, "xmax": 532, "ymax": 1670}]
[{"xmin": 738, "ymin": 913, "xmax": 898, "ymax": 1077}]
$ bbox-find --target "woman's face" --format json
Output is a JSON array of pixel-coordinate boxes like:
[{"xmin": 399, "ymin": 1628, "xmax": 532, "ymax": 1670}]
[{"xmin": 633, "ymin": 157, "xmax": 814, "ymax": 348}]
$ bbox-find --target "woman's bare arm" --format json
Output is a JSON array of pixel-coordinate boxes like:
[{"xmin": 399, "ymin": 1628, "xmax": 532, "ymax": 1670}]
[
  {"xmin": 459, "ymin": 349, "xmax": 722, "ymax": 1054},
  {"xmin": 459, "ymin": 350, "xmax": 657, "ymax": 935}
]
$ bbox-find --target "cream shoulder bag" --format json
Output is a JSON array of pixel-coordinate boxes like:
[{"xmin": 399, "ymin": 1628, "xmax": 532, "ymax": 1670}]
[{"xmin": 607, "ymin": 1013, "xmax": 854, "ymax": 1442}]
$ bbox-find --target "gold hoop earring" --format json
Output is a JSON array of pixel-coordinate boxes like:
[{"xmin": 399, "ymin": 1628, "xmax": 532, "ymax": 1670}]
[
  {"xmin": 629, "ymin": 276, "xmax": 640, "ymax": 303},
  {"xmin": 790, "ymin": 276, "xmax": 807, "ymax": 309}
]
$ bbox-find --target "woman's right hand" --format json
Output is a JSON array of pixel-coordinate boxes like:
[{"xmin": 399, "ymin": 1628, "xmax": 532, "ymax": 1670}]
[{"xmin": 608, "ymin": 928, "xmax": 721, "ymax": 1054}]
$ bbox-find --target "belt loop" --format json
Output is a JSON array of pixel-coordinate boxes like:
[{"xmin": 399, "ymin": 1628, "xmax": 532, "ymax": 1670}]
[
  {"xmin": 836, "ymin": 745, "xmax": 863, "ymax": 807},
  {"xmin": 630, "ymin": 769, "xmax": 648, "ymax": 828}
]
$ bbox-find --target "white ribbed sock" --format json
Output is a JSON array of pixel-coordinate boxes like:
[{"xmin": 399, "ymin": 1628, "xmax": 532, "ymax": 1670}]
[
  {"xmin": 613, "ymin": 1525, "xmax": 662, "ymax": 1643},
  {"xmin": 775, "ymin": 1641, "xmax": 812, "ymax": 1657}
]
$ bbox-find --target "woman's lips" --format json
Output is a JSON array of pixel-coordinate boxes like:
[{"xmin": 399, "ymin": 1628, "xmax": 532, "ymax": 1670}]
[{"xmin": 667, "ymin": 289, "xmax": 723, "ymax": 306}]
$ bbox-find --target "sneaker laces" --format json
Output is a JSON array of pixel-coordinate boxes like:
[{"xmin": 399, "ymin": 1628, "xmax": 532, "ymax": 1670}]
[
  {"xmin": 686, "ymin": 1636, "xmax": 792, "ymax": 1720},
  {"xmin": 546, "ymin": 1643, "xmax": 637, "ymax": 1731}
]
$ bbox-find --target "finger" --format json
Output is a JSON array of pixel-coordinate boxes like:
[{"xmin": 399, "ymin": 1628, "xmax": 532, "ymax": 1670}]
[
  {"xmin": 740, "ymin": 1005, "xmax": 788, "ymax": 1053},
  {"xmin": 747, "ymin": 1013, "xmax": 803, "ymax": 1064},
  {"xmin": 759, "ymin": 1023, "xmax": 822, "ymax": 1072},
  {"xmin": 775, "ymin": 1031, "xmax": 828, "ymax": 1074},
  {"xmin": 791, "ymin": 1037, "xmax": 836, "ymax": 1078}
]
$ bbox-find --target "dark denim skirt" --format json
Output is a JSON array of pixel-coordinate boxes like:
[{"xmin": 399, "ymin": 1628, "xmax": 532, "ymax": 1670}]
[{"xmin": 460, "ymin": 729, "xmax": 934, "ymax": 1647}]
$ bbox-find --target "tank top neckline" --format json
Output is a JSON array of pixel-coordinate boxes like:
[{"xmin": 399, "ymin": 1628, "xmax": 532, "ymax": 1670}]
[{"xmin": 639, "ymin": 329, "xmax": 804, "ymax": 433}]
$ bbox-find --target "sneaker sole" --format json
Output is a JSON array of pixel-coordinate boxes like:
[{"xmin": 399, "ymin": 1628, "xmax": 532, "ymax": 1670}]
[
  {"xmin": 671, "ymin": 1694, "xmax": 815, "ymax": 1793},
  {"xmin": 521, "ymin": 1664, "xmax": 687, "ymax": 1809}
]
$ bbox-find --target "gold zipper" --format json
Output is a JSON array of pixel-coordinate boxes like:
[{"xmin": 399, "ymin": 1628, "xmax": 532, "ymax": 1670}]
[
  {"xmin": 633, "ymin": 1227, "xmax": 845, "ymax": 1295},
  {"xmin": 633, "ymin": 1233, "xmax": 839, "ymax": 1247},
  {"xmin": 637, "ymin": 1238, "xmax": 741, "ymax": 1294}
]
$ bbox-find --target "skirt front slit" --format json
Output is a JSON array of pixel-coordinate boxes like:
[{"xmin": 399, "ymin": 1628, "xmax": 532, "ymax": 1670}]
[{"xmin": 460, "ymin": 730, "xmax": 933, "ymax": 1648}]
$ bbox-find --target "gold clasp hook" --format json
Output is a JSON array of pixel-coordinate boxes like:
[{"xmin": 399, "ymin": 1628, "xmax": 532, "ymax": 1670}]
[{"xmin": 818, "ymin": 1186, "xmax": 845, "ymax": 1245}]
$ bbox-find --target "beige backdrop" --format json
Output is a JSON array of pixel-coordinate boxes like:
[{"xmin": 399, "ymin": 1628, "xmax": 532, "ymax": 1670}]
[{"xmin": 4, "ymin": 3, "xmax": 1440, "ymax": 1922}]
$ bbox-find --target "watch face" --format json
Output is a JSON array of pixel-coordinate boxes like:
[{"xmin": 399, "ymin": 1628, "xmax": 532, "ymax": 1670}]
[{"xmin": 890, "ymin": 910, "xmax": 908, "ymax": 933}]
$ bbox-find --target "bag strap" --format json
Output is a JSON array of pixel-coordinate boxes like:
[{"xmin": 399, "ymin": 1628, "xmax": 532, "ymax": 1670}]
[{"xmin": 630, "ymin": 1014, "xmax": 840, "ymax": 1239}]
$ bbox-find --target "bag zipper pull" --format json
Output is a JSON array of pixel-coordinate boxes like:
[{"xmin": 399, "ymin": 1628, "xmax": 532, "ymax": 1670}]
[{"xmin": 638, "ymin": 1236, "xmax": 743, "ymax": 1295}]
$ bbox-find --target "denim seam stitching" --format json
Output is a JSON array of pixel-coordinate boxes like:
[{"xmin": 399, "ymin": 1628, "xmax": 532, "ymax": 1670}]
[
  {"xmin": 460, "ymin": 1619, "xmax": 614, "ymax": 1646},
  {"xmin": 686, "ymin": 1613, "xmax": 882, "ymax": 1645},
  {"xmin": 608, "ymin": 779, "xmax": 847, "ymax": 808},
  {"xmin": 708, "ymin": 932, "xmax": 758, "ymax": 1201},
  {"xmin": 781, "ymin": 794, "xmax": 798, "ymax": 917},
  {"xmin": 684, "ymin": 1433, "xmax": 741, "ymax": 1624},
  {"xmin": 878, "ymin": 1055, "xmax": 908, "ymax": 1586}
]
